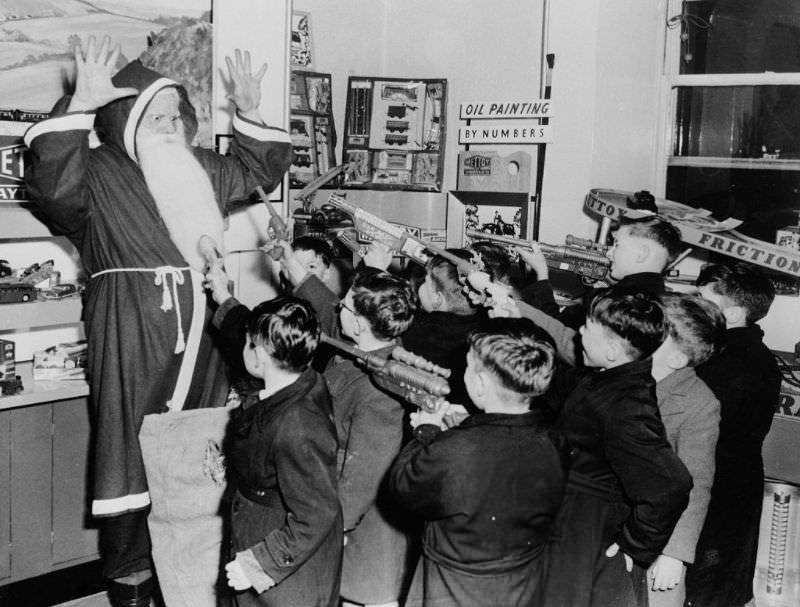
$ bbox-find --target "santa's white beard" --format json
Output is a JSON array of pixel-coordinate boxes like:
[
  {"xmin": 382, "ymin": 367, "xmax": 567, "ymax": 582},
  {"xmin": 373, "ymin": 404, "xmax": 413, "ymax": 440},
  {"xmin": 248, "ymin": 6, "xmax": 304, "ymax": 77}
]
[{"xmin": 138, "ymin": 134, "xmax": 224, "ymax": 272}]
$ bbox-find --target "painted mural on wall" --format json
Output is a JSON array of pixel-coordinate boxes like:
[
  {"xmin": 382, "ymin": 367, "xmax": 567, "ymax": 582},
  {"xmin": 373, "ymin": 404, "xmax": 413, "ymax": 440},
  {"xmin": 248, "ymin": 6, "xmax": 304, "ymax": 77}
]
[{"xmin": 0, "ymin": 0, "xmax": 213, "ymax": 146}]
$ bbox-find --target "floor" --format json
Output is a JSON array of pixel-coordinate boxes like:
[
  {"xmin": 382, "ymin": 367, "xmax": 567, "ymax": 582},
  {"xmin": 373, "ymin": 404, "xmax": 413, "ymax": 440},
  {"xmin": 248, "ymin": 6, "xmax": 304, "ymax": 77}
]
[
  {"xmin": 0, "ymin": 560, "xmax": 792, "ymax": 606},
  {"xmin": 46, "ymin": 573, "xmax": 800, "ymax": 607}
]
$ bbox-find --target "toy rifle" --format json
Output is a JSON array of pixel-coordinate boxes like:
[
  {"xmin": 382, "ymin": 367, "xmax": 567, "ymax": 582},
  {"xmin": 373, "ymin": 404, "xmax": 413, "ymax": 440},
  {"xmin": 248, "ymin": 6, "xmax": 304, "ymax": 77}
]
[
  {"xmin": 325, "ymin": 193, "xmax": 481, "ymax": 275},
  {"xmin": 465, "ymin": 229, "xmax": 610, "ymax": 282},
  {"xmin": 294, "ymin": 164, "xmax": 346, "ymax": 208},
  {"xmin": 324, "ymin": 193, "xmax": 517, "ymax": 308},
  {"xmin": 320, "ymin": 333, "xmax": 451, "ymax": 413}
]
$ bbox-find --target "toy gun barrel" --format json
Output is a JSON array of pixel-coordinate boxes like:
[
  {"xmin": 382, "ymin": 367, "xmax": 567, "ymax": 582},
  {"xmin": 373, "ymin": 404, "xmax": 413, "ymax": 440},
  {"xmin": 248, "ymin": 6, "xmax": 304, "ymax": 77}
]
[
  {"xmin": 255, "ymin": 185, "xmax": 290, "ymax": 241},
  {"xmin": 294, "ymin": 164, "xmax": 346, "ymax": 203},
  {"xmin": 320, "ymin": 333, "xmax": 451, "ymax": 404},
  {"xmin": 466, "ymin": 230, "xmax": 610, "ymax": 266}
]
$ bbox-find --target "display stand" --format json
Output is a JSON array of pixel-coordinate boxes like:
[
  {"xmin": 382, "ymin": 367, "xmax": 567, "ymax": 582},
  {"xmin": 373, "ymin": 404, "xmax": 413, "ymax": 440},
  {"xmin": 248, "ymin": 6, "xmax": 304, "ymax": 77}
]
[
  {"xmin": 341, "ymin": 76, "xmax": 447, "ymax": 191},
  {"xmin": 289, "ymin": 70, "xmax": 336, "ymax": 187},
  {"xmin": 450, "ymin": 56, "xmax": 554, "ymax": 246}
]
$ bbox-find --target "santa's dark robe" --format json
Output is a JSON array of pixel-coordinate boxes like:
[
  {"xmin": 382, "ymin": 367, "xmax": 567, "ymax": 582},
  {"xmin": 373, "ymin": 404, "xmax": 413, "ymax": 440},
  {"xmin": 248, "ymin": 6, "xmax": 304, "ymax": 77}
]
[{"xmin": 24, "ymin": 60, "xmax": 292, "ymax": 518}]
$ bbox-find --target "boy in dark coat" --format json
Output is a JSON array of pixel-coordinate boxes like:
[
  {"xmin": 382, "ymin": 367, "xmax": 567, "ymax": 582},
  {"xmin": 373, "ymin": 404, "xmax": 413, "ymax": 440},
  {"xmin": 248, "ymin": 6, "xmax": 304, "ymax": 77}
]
[
  {"xmin": 532, "ymin": 215, "xmax": 683, "ymax": 331},
  {"xmin": 401, "ymin": 251, "xmax": 488, "ymax": 411},
  {"xmin": 686, "ymin": 262, "xmax": 781, "ymax": 607},
  {"xmin": 390, "ymin": 317, "xmax": 567, "ymax": 607},
  {"xmin": 208, "ymin": 295, "xmax": 342, "ymax": 607},
  {"xmin": 282, "ymin": 244, "xmax": 419, "ymax": 606},
  {"xmin": 539, "ymin": 290, "xmax": 693, "ymax": 607}
]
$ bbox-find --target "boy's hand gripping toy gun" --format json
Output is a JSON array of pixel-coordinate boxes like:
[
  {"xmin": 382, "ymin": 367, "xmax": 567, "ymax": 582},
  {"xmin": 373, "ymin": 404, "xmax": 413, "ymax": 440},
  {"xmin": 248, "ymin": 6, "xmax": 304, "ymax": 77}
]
[
  {"xmin": 324, "ymin": 193, "xmax": 515, "ymax": 307},
  {"xmin": 325, "ymin": 193, "xmax": 481, "ymax": 272},
  {"xmin": 465, "ymin": 229, "xmax": 611, "ymax": 282},
  {"xmin": 320, "ymin": 333, "xmax": 451, "ymax": 413},
  {"xmin": 255, "ymin": 185, "xmax": 291, "ymax": 261},
  {"xmin": 324, "ymin": 193, "xmax": 514, "ymax": 309}
]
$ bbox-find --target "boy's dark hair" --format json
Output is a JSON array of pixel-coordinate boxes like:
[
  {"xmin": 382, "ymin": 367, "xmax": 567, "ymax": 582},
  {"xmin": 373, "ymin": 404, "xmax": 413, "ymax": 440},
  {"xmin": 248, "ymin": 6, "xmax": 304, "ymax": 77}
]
[
  {"xmin": 351, "ymin": 267, "xmax": 417, "ymax": 340},
  {"xmin": 469, "ymin": 317, "xmax": 556, "ymax": 399},
  {"xmin": 468, "ymin": 240, "xmax": 512, "ymax": 285},
  {"xmin": 588, "ymin": 288, "xmax": 666, "ymax": 360},
  {"xmin": 291, "ymin": 235, "xmax": 332, "ymax": 268},
  {"xmin": 427, "ymin": 249, "xmax": 476, "ymax": 315},
  {"xmin": 696, "ymin": 262, "xmax": 775, "ymax": 323},
  {"xmin": 658, "ymin": 292, "xmax": 726, "ymax": 367},
  {"xmin": 246, "ymin": 296, "xmax": 320, "ymax": 373},
  {"xmin": 618, "ymin": 215, "xmax": 684, "ymax": 265}
]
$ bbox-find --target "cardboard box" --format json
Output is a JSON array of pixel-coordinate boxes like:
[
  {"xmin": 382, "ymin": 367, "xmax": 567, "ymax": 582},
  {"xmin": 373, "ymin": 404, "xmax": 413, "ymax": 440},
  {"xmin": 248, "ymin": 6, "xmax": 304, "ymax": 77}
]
[
  {"xmin": 33, "ymin": 340, "xmax": 88, "ymax": 381},
  {"xmin": 0, "ymin": 338, "xmax": 15, "ymax": 380},
  {"xmin": 776, "ymin": 225, "xmax": 800, "ymax": 252}
]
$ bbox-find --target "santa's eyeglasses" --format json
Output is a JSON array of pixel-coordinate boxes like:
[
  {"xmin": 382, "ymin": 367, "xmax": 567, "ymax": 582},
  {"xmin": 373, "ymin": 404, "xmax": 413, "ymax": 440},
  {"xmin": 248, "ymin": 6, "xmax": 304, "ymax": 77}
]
[{"xmin": 141, "ymin": 113, "xmax": 181, "ymax": 129}]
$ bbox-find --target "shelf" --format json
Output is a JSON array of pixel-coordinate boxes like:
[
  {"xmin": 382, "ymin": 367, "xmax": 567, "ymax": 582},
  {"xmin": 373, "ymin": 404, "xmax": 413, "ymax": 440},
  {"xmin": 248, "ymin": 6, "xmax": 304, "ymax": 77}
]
[
  {"xmin": 0, "ymin": 203, "xmax": 58, "ymax": 239},
  {"xmin": 668, "ymin": 157, "xmax": 800, "ymax": 171},
  {"xmin": 0, "ymin": 361, "xmax": 89, "ymax": 411},
  {"xmin": 0, "ymin": 297, "xmax": 83, "ymax": 331}
]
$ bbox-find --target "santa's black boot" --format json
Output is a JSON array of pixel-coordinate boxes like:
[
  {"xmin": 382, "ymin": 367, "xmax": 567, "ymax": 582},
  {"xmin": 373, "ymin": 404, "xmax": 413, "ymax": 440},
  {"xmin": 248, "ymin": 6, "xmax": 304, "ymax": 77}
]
[{"xmin": 108, "ymin": 575, "xmax": 154, "ymax": 607}]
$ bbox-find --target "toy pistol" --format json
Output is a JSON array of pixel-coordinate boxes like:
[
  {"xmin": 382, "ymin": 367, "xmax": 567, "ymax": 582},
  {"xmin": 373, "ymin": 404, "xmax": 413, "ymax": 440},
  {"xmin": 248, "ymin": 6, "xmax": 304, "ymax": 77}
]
[
  {"xmin": 466, "ymin": 229, "xmax": 610, "ymax": 282},
  {"xmin": 320, "ymin": 333, "xmax": 451, "ymax": 413}
]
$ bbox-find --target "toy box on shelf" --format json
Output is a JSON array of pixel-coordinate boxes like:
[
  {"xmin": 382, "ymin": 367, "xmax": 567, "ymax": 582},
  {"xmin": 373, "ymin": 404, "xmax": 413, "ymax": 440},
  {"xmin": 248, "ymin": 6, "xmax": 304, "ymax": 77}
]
[
  {"xmin": 289, "ymin": 70, "xmax": 336, "ymax": 187},
  {"xmin": 341, "ymin": 76, "xmax": 447, "ymax": 192},
  {"xmin": 32, "ymin": 340, "xmax": 88, "ymax": 381}
]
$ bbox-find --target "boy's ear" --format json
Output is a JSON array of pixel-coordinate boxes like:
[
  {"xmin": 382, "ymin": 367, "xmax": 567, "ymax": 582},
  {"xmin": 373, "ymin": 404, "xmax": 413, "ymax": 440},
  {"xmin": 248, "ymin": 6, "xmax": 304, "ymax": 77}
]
[
  {"xmin": 322, "ymin": 265, "xmax": 332, "ymax": 283},
  {"xmin": 667, "ymin": 348, "xmax": 690, "ymax": 371},
  {"xmin": 252, "ymin": 343, "xmax": 269, "ymax": 372},
  {"xmin": 721, "ymin": 304, "xmax": 746, "ymax": 326},
  {"xmin": 472, "ymin": 368, "xmax": 488, "ymax": 399},
  {"xmin": 431, "ymin": 288, "xmax": 445, "ymax": 310},
  {"xmin": 636, "ymin": 242, "xmax": 650, "ymax": 264},
  {"xmin": 351, "ymin": 314, "xmax": 365, "ymax": 337},
  {"xmin": 606, "ymin": 338, "xmax": 623, "ymax": 363}
]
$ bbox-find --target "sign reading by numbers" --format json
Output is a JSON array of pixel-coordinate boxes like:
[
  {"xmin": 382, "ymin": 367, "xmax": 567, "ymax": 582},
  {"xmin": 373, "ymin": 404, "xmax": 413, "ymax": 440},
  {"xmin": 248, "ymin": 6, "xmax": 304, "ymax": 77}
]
[{"xmin": 458, "ymin": 123, "xmax": 553, "ymax": 145}]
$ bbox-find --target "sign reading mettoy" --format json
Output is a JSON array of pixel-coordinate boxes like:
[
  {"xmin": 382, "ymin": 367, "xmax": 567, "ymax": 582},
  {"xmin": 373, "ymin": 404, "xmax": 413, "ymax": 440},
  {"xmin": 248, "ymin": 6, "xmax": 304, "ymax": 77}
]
[{"xmin": 0, "ymin": 120, "xmax": 32, "ymax": 202}]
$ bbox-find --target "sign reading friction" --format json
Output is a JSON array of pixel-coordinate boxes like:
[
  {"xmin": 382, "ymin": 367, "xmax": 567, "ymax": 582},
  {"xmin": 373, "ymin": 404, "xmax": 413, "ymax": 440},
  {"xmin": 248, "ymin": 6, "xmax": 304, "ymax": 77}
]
[{"xmin": 583, "ymin": 190, "xmax": 800, "ymax": 278}]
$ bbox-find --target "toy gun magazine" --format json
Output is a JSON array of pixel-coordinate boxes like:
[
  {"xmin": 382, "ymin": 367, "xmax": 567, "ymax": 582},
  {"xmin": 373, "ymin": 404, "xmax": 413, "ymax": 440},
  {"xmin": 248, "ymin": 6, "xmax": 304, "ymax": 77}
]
[
  {"xmin": 320, "ymin": 333, "xmax": 451, "ymax": 412},
  {"xmin": 466, "ymin": 229, "xmax": 610, "ymax": 282}
]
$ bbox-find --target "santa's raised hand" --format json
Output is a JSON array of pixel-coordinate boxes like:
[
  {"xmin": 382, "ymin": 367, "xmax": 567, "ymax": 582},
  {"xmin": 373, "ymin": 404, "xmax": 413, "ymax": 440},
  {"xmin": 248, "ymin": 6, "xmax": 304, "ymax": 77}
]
[
  {"xmin": 225, "ymin": 49, "xmax": 268, "ymax": 124},
  {"xmin": 68, "ymin": 36, "xmax": 137, "ymax": 112}
]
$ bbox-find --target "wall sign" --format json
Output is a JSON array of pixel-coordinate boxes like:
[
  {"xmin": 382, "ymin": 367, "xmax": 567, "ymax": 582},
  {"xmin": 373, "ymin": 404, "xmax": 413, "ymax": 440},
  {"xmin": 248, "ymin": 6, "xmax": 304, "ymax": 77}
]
[
  {"xmin": 458, "ymin": 123, "xmax": 553, "ymax": 145},
  {"xmin": 459, "ymin": 99, "xmax": 553, "ymax": 120}
]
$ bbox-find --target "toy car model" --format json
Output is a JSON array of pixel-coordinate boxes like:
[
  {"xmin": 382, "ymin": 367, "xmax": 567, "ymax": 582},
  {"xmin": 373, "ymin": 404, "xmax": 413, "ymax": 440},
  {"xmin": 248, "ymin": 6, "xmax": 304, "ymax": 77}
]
[{"xmin": 0, "ymin": 283, "xmax": 37, "ymax": 303}]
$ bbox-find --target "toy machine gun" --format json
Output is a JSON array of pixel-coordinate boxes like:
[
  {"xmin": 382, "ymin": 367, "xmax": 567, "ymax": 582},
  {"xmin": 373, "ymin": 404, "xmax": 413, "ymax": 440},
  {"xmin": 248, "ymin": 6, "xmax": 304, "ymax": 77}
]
[
  {"xmin": 465, "ymin": 230, "xmax": 611, "ymax": 283},
  {"xmin": 320, "ymin": 333, "xmax": 451, "ymax": 412}
]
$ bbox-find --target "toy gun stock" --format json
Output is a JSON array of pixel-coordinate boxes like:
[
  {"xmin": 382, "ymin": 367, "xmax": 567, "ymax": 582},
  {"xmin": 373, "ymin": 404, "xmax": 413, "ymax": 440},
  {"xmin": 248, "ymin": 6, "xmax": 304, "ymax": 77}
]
[
  {"xmin": 320, "ymin": 333, "xmax": 451, "ymax": 412},
  {"xmin": 326, "ymin": 194, "xmax": 480, "ymax": 275},
  {"xmin": 466, "ymin": 230, "xmax": 610, "ymax": 281}
]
